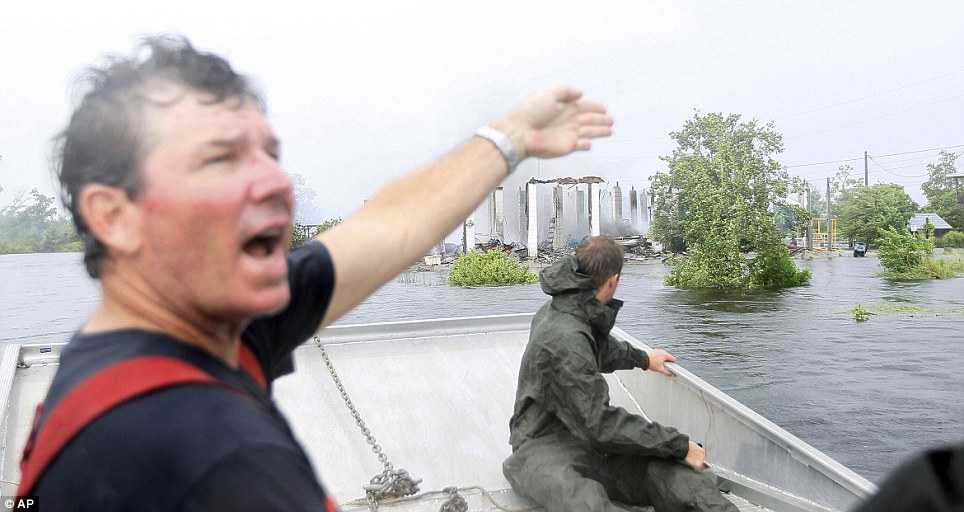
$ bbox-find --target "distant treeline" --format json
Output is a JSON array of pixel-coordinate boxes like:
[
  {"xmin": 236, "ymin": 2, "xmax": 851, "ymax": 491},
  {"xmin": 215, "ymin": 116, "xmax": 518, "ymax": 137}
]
[{"xmin": 0, "ymin": 188, "xmax": 81, "ymax": 254}]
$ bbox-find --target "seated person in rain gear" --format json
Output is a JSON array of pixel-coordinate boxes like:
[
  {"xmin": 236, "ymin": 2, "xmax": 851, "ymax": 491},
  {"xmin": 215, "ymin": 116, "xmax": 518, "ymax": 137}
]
[{"xmin": 503, "ymin": 236, "xmax": 738, "ymax": 512}]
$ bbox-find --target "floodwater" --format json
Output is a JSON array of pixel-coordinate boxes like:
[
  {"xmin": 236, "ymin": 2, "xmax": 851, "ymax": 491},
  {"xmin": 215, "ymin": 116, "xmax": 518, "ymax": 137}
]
[{"xmin": 1, "ymin": 251, "xmax": 962, "ymax": 483}]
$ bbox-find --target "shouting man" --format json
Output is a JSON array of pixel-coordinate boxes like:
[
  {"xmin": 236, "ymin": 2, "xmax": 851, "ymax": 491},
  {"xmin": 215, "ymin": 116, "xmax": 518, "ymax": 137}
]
[{"xmin": 18, "ymin": 35, "xmax": 613, "ymax": 511}]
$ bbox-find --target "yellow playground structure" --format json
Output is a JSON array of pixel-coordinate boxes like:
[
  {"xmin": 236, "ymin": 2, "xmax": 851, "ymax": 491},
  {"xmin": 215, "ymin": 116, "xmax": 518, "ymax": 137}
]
[{"xmin": 810, "ymin": 217, "xmax": 837, "ymax": 250}]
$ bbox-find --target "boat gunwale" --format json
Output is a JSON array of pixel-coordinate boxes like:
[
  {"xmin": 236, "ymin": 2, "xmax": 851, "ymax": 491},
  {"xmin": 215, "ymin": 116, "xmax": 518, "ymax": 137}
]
[{"xmin": 608, "ymin": 325, "xmax": 877, "ymax": 500}]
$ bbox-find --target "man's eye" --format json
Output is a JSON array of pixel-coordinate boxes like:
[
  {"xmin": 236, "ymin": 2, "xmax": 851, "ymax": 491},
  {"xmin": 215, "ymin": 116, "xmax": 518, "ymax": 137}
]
[{"xmin": 208, "ymin": 153, "xmax": 234, "ymax": 165}]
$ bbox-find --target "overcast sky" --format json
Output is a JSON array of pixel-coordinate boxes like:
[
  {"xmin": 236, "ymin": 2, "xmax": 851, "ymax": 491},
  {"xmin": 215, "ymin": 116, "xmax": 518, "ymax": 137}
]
[{"xmin": 2, "ymin": 1, "xmax": 963, "ymax": 224}]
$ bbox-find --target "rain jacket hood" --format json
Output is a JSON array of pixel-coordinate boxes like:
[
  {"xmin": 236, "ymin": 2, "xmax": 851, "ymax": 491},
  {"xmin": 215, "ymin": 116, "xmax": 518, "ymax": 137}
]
[
  {"xmin": 538, "ymin": 255, "xmax": 624, "ymax": 332},
  {"xmin": 507, "ymin": 255, "xmax": 688, "ymax": 459}
]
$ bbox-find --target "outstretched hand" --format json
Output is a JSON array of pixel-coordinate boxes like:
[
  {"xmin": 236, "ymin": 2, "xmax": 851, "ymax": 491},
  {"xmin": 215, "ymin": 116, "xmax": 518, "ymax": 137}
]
[
  {"xmin": 646, "ymin": 348, "xmax": 677, "ymax": 377},
  {"xmin": 491, "ymin": 85, "xmax": 613, "ymax": 161}
]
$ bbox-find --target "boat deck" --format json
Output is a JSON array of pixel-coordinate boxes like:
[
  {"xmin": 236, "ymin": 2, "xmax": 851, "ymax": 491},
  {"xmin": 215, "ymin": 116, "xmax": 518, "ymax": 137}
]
[
  {"xmin": 0, "ymin": 315, "xmax": 875, "ymax": 511},
  {"xmin": 335, "ymin": 486, "xmax": 769, "ymax": 511},
  {"xmin": 275, "ymin": 315, "xmax": 873, "ymax": 511}
]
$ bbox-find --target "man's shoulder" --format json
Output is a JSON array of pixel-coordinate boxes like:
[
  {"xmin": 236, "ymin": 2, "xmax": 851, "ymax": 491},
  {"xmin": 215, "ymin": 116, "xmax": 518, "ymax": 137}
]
[
  {"xmin": 78, "ymin": 383, "xmax": 295, "ymax": 462},
  {"xmin": 531, "ymin": 302, "xmax": 593, "ymax": 337},
  {"xmin": 527, "ymin": 305, "xmax": 596, "ymax": 360},
  {"xmin": 47, "ymin": 330, "xmax": 261, "ymax": 411},
  {"xmin": 37, "ymin": 385, "xmax": 321, "ymax": 511}
]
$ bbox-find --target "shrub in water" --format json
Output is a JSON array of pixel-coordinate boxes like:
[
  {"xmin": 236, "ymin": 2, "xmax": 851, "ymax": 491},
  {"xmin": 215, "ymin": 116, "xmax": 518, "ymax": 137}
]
[
  {"xmin": 852, "ymin": 304, "xmax": 872, "ymax": 322},
  {"xmin": 448, "ymin": 250, "xmax": 539, "ymax": 287},
  {"xmin": 924, "ymin": 254, "xmax": 964, "ymax": 279},
  {"xmin": 876, "ymin": 226, "xmax": 933, "ymax": 279},
  {"xmin": 941, "ymin": 230, "xmax": 964, "ymax": 249}
]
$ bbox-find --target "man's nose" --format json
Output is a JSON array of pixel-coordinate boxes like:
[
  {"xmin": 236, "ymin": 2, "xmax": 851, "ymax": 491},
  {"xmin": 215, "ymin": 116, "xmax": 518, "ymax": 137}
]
[{"xmin": 249, "ymin": 157, "xmax": 293, "ymax": 204}]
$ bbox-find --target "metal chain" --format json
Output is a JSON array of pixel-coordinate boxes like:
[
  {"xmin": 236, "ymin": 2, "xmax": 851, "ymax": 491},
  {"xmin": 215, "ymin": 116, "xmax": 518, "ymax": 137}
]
[{"xmin": 314, "ymin": 336, "xmax": 422, "ymax": 511}]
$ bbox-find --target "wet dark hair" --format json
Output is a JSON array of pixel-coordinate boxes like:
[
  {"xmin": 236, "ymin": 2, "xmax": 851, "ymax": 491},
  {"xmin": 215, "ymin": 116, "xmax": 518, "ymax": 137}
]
[
  {"xmin": 575, "ymin": 236, "xmax": 624, "ymax": 289},
  {"xmin": 55, "ymin": 34, "xmax": 264, "ymax": 278}
]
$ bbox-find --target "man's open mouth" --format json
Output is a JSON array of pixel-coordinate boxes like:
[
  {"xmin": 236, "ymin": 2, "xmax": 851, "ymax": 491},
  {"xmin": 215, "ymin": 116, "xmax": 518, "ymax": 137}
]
[{"xmin": 243, "ymin": 227, "xmax": 284, "ymax": 258}]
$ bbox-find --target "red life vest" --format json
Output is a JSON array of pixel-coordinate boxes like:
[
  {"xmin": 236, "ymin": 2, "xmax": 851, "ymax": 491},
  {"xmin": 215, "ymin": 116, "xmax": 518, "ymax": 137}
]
[{"xmin": 16, "ymin": 342, "xmax": 267, "ymax": 499}]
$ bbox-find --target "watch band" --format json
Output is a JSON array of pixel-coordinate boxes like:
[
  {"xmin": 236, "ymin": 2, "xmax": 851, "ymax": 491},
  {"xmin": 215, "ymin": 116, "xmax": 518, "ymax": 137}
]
[{"xmin": 475, "ymin": 125, "xmax": 519, "ymax": 175}]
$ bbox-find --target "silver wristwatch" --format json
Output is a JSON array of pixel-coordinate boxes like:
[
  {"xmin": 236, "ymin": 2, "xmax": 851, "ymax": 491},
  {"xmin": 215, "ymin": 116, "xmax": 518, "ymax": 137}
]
[{"xmin": 475, "ymin": 125, "xmax": 519, "ymax": 175}]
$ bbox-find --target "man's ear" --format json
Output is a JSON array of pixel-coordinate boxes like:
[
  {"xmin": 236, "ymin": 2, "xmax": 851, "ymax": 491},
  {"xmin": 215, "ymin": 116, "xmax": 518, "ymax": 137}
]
[
  {"xmin": 77, "ymin": 184, "xmax": 142, "ymax": 256},
  {"xmin": 605, "ymin": 273, "xmax": 619, "ymax": 290}
]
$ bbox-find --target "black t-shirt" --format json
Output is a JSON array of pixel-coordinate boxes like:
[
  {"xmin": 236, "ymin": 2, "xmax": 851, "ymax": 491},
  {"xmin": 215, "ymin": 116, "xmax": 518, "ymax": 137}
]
[
  {"xmin": 33, "ymin": 241, "xmax": 339, "ymax": 512},
  {"xmin": 851, "ymin": 443, "xmax": 964, "ymax": 512}
]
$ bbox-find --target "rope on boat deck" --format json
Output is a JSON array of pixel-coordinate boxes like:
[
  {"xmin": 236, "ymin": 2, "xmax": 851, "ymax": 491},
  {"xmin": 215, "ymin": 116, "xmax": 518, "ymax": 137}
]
[
  {"xmin": 439, "ymin": 487, "xmax": 467, "ymax": 512},
  {"xmin": 342, "ymin": 485, "xmax": 541, "ymax": 512}
]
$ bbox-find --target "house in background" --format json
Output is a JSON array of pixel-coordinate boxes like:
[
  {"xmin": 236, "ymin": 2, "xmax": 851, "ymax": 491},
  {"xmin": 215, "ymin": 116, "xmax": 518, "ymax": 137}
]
[{"xmin": 908, "ymin": 213, "xmax": 953, "ymax": 239}]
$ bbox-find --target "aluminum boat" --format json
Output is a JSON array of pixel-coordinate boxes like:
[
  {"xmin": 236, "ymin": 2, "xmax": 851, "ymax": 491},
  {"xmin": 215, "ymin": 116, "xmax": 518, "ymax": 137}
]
[{"xmin": 0, "ymin": 314, "xmax": 876, "ymax": 511}]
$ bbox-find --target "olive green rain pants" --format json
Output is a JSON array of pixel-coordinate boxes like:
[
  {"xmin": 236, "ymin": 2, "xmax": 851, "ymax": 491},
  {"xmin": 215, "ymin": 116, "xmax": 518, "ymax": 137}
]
[{"xmin": 503, "ymin": 432, "xmax": 738, "ymax": 512}]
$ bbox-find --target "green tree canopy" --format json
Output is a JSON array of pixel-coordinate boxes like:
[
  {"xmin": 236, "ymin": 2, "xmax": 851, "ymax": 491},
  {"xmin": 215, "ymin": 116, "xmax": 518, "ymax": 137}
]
[
  {"xmin": 291, "ymin": 217, "xmax": 343, "ymax": 248},
  {"xmin": 774, "ymin": 202, "xmax": 811, "ymax": 238},
  {"xmin": 0, "ymin": 188, "xmax": 81, "ymax": 254},
  {"xmin": 835, "ymin": 183, "xmax": 919, "ymax": 245},
  {"xmin": 876, "ymin": 226, "xmax": 934, "ymax": 279},
  {"xmin": 651, "ymin": 112, "xmax": 810, "ymax": 289},
  {"xmin": 921, "ymin": 150, "xmax": 963, "ymax": 231}
]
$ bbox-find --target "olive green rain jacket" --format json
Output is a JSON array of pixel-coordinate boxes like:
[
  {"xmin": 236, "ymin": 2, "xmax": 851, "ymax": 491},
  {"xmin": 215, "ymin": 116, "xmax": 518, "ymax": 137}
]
[{"xmin": 507, "ymin": 255, "xmax": 690, "ymax": 459}]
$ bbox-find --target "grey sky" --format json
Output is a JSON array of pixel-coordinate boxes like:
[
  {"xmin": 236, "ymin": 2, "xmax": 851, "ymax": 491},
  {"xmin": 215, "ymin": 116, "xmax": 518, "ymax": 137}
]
[{"xmin": 2, "ymin": 1, "xmax": 962, "ymax": 225}]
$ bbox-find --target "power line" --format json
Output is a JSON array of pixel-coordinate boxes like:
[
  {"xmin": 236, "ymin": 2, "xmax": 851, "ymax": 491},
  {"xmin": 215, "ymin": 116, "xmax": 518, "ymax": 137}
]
[
  {"xmin": 872, "ymin": 163, "xmax": 929, "ymax": 173},
  {"xmin": 873, "ymin": 176, "xmax": 929, "ymax": 185},
  {"xmin": 786, "ymin": 157, "xmax": 864, "ymax": 169},
  {"xmin": 860, "ymin": 150, "xmax": 963, "ymax": 184},
  {"xmin": 784, "ymin": 94, "xmax": 964, "ymax": 140},
  {"xmin": 869, "ymin": 153, "xmax": 949, "ymax": 165},
  {"xmin": 770, "ymin": 68, "xmax": 964, "ymax": 122},
  {"xmin": 868, "ymin": 156, "xmax": 928, "ymax": 178},
  {"xmin": 874, "ymin": 144, "xmax": 964, "ymax": 158},
  {"xmin": 785, "ymin": 143, "xmax": 964, "ymax": 170}
]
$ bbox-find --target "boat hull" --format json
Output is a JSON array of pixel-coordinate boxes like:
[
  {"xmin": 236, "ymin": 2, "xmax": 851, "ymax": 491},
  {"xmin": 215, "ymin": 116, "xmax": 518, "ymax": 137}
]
[{"xmin": 0, "ymin": 315, "xmax": 875, "ymax": 511}]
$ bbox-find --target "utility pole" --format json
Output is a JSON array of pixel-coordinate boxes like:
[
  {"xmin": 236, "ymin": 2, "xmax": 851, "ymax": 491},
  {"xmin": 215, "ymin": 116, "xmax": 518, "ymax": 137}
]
[
  {"xmin": 864, "ymin": 151, "xmax": 869, "ymax": 186},
  {"xmin": 826, "ymin": 177, "xmax": 833, "ymax": 251},
  {"xmin": 804, "ymin": 180, "xmax": 813, "ymax": 250}
]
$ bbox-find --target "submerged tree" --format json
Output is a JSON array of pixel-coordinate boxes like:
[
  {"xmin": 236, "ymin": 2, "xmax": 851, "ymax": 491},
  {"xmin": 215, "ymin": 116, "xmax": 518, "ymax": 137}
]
[
  {"xmin": 876, "ymin": 226, "xmax": 934, "ymax": 279},
  {"xmin": 651, "ymin": 112, "xmax": 810, "ymax": 289},
  {"xmin": 836, "ymin": 184, "xmax": 919, "ymax": 245}
]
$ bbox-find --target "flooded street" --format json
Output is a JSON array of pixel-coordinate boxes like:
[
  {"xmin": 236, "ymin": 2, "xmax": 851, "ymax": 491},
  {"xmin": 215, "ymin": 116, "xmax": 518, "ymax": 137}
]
[{"xmin": 2, "ymin": 251, "xmax": 962, "ymax": 483}]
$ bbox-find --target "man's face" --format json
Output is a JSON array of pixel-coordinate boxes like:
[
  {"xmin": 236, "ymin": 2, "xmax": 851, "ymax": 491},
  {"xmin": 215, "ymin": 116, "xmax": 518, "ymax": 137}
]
[
  {"xmin": 132, "ymin": 89, "xmax": 294, "ymax": 322},
  {"xmin": 596, "ymin": 273, "xmax": 620, "ymax": 305}
]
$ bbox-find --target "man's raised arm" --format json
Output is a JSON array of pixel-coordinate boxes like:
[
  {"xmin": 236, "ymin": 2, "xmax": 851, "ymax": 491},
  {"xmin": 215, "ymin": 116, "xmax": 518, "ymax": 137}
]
[{"xmin": 316, "ymin": 85, "xmax": 612, "ymax": 327}]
